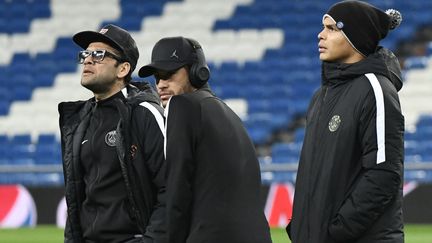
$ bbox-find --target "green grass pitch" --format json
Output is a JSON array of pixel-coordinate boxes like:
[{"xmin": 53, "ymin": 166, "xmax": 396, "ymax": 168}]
[
  {"xmin": 0, "ymin": 224, "xmax": 431, "ymax": 242},
  {"xmin": 270, "ymin": 224, "xmax": 432, "ymax": 243}
]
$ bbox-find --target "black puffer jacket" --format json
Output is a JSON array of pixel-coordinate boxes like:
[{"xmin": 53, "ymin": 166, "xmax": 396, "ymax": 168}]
[
  {"xmin": 289, "ymin": 48, "xmax": 405, "ymax": 243},
  {"xmin": 59, "ymin": 83, "xmax": 166, "ymax": 243}
]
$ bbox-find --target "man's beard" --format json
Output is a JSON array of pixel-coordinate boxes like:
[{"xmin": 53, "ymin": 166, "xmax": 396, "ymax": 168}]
[{"xmin": 81, "ymin": 78, "xmax": 116, "ymax": 94}]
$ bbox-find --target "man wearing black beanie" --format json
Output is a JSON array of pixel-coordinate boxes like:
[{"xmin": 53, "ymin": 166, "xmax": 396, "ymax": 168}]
[{"xmin": 288, "ymin": 1, "xmax": 405, "ymax": 242}]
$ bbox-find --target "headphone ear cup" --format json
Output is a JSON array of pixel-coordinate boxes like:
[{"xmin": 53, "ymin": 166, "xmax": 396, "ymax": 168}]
[
  {"xmin": 186, "ymin": 38, "xmax": 210, "ymax": 88},
  {"xmin": 189, "ymin": 63, "xmax": 210, "ymax": 88}
]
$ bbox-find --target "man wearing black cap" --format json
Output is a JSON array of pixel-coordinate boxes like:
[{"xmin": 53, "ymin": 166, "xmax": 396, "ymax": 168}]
[
  {"xmin": 288, "ymin": 1, "xmax": 405, "ymax": 243},
  {"xmin": 139, "ymin": 36, "xmax": 272, "ymax": 243},
  {"xmin": 58, "ymin": 24, "xmax": 167, "ymax": 243}
]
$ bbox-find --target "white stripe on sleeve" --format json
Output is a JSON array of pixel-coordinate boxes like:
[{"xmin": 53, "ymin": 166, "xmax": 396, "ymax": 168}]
[
  {"xmin": 162, "ymin": 97, "xmax": 173, "ymax": 159},
  {"xmin": 140, "ymin": 101, "xmax": 165, "ymax": 137},
  {"xmin": 365, "ymin": 73, "xmax": 386, "ymax": 164}
]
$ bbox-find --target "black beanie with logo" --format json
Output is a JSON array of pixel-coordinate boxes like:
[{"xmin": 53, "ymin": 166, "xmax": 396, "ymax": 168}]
[{"xmin": 325, "ymin": 0, "xmax": 402, "ymax": 56}]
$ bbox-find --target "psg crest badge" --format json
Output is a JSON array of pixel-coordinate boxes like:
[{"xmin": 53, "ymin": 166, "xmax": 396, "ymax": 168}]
[
  {"xmin": 328, "ymin": 115, "xmax": 341, "ymax": 132},
  {"xmin": 105, "ymin": 130, "xmax": 117, "ymax": 147}
]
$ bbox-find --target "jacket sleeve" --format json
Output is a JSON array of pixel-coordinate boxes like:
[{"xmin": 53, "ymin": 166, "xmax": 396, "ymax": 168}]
[
  {"xmin": 64, "ymin": 217, "xmax": 73, "ymax": 243},
  {"xmin": 165, "ymin": 96, "xmax": 198, "ymax": 243},
  {"xmin": 137, "ymin": 102, "xmax": 168, "ymax": 242},
  {"xmin": 329, "ymin": 82, "xmax": 404, "ymax": 241}
]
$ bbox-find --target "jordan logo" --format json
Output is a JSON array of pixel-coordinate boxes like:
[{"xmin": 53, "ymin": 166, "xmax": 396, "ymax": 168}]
[{"xmin": 170, "ymin": 50, "xmax": 179, "ymax": 59}]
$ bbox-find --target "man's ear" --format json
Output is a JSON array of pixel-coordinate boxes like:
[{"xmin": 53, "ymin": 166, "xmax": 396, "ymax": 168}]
[{"xmin": 117, "ymin": 62, "xmax": 131, "ymax": 79}]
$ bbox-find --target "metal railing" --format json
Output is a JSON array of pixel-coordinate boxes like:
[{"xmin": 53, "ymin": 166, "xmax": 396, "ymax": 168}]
[
  {"xmin": 0, "ymin": 164, "xmax": 63, "ymax": 173},
  {"xmin": 259, "ymin": 161, "xmax": 432, "ymax": 172},
  {"xmin": 0, "ymin": 162, "xmax": 431, "ymax": 173}
]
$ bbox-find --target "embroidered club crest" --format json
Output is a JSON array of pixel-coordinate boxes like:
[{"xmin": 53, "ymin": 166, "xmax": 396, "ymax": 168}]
[
  {"xmin": 328, "ymin": 115, "xmax": 341, "ymax": 132},
  {"xmin": 105, "ymin": 130, "xmax": 117, "ymax": 147}
]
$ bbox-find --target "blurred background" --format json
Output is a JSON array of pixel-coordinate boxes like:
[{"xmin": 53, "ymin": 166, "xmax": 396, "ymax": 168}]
[{"xmin": 0, "ymin": 0, "xmax": 431, "ymax": 233}]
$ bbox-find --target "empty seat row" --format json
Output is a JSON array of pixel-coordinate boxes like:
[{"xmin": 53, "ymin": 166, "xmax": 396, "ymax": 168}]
[{"xmin": 0, "ymin": 172, "xmax": 63, "ymax": 186}]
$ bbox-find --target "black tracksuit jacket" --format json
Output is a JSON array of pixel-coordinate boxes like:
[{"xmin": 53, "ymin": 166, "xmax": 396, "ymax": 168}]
[
  {"xmin": 289, "ymin": 48, "xmax": 405, "ymax": 243},
  {"xmin": 164, "ymin": 86, "xmax": 272, "ymax": 243},
  {"xmin": 59, "ymin": 83, "xmax": 166, "ymax": 243}
]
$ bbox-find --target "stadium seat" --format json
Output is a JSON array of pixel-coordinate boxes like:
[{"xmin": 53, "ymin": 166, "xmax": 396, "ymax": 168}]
[
  {"xmin": 0, "ymin": 100, "xmax": 10, "ymax": 115},
  {"xmin": 293, "ymin": 128, "xmax": 305, "ymax": 143},
  {"xmin": 34, "ymin": 173, "xmax": 64, "ymax": 186},
  {"xmin": 34, "ymin": 144, "xmax": 61, "ymax": 165},
  {"xmin": 37, "ymin": 134, "xmax": 58, "ymax": 145},
  {"xmin": 10, "ymin": 134, "xmax": 32, "ymax": 145},
  {"xmin": 404, "ymin": 56, "xmax": 429, "ymax": 69},
  {"xmin": 271, "ymin": 142, "xmax": 301, "ymax": 164},
  {"xmin": 272, "ymin": 171, "xmax": 297, "ymax": 183},
  {"xmin": 427, "ymin": 42, "xmax": 432, "ymax": 56}
]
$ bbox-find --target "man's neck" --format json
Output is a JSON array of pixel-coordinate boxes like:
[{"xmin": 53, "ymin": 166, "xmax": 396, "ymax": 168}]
[{"xmin": 94, "ymin": 83, "xmax": 126, "ymax": 101}]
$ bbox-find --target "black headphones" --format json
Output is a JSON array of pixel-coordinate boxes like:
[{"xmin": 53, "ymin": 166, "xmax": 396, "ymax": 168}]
[{"xmin": 185, "ymin": 38, "xmax": 210, "ymax": 88}]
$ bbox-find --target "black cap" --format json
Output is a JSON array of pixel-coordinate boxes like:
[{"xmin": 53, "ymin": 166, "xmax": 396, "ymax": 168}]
[
  {"xmin": 138, "ymin": 37, "xmax": 195, "ymax": 77},
  {"xmin": 73, "ymin": 24, "xmax": 139, "ymax": 72},
  {"xmin": 326, "ymin": 0, "xmax": 402, "ymax": 56}
]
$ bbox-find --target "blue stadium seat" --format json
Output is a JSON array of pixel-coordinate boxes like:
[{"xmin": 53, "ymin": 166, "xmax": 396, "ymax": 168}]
[
  {"xmin": 37, "ymin": 134, "xmax": 58, "ymax": 145},
  {"xmin": 34, "ymin": 173, "xmax": 64, "ymax": 186},
  {"xmin": 55, "ymin": 38, "xmax": 79, "ymax": 59},
  {"xmin": 272, "ymin": 172, "xmax": 297, "ymax": 183},
  {"xmin": 0, "ymin": 145, "xmax": 8, "ymax": 164},
  {"xmin": 271, "ymin": 142, "xmax": 301, "ymax": 164},
  {"xmin": 10, "ymin": 74, "xmax": 34, "ymax": 88},
  {"xmin": 0, "ymin": 0, "xmax": 50, "ymax": 33},
  {"xmin": 0, "ymin": 173, "xmax": 36, "ymax": 185},
  {"xmin": 0, "ymin": 134, "xmax": 8, "ymax": 144},
  {"xmin": 417, "ymin": 115, "xmax": 432, "ymax": 127},
  {"xmin": 102, "ymin": 0, "xmax": 179, "ymax": 31},
  {"xmin": 34, "ymin": 73, "xmax": 55, "ymax": 87},
  {"xmin": 404, "ymin": 154, "xmax": 423, "ymax": 163},
  {"xmin": 0, "ymin": 100, "xmax": 10, "ymax": 115},
  {"xmin": 0, "ymin": 87, "xmax": 12, "ymax": 102},
  {"xmin": 7, "ymin": 144, "xmax": 35, "ymax": 165},
  {"xmin": 34, "ymin": 144, "xmax": 61, "ymax": 165},
  {"xmin": 427, "ymin": 41, "xmax": 432, "ymax": 56},
  {"xmin": 30, "ymin": 0, "xmax": 51, "ymax": 18},
  {"xmin": 215, "ymin": 84, "xmax": 242, "ymax": 99},
  {"xmin": 421, "ymin": 153, "xmax": 432, "ymax": 162},
  {"xmin": 246, "ymin": 125, "xmax": 271, "ymax": 145},
  {"xmin": 405, "ymin": 132, "xmax": 418, "ymax": 141},
  {"xmin": 404, "ymin": 56, "xmax": 429, "ymax": 69},
  {"xmin": 12, "ymin": 85, "xmax": 33, "ymax": 101},
  {"xmin": 293, "ymin": 128, "xmax": 305, "ymax": 143},
  {"xmin": 10, "ymin": 134, "xmax": 32, "ymax": 145},
  {"xmin": 247, "ymin": 99, "xmax": 272, "ymax": 113},
  {"xmin": 415, "ymin": 129, "xmax": 432, "ymax": 142}
]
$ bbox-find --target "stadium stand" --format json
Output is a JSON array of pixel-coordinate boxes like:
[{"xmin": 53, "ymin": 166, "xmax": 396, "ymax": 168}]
[{"xmin": 0, "ymin": 0, "xmax": 431, "ymax": 186}]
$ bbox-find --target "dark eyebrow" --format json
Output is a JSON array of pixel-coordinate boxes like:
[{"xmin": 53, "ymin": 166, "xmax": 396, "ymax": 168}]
[{"xmin": 323, "ymin": 23, "xmax": 339, "ymax": 30}]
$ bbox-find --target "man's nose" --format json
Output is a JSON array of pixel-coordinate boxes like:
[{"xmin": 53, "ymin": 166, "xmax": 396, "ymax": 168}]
[{"xmin": 157, "ymin": 79, "xmax": 168, "ymax": 88}]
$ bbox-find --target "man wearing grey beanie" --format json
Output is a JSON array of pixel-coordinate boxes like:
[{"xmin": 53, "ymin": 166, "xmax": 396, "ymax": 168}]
[{"xmin": 288, "ymin": 1, "xmax": 405, "ymax": 242}]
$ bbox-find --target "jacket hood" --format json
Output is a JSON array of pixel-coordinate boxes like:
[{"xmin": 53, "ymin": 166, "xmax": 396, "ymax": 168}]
[
  {"xmin": 322, "ymin": 47, "xmax": 403, "ymax": 91},
  {"xmin": 127, "ymin": 81, "xmax": 161, "ymax": 106}
]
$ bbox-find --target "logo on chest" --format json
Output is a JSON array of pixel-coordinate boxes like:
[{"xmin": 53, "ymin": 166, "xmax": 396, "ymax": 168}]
[
  {"xmin": 328, "ymin": 115, "xmax": 342, "ymax": 132},
  {"xmin": 105, "ymin": 130, "xmax": 117, "ymax": 147}
]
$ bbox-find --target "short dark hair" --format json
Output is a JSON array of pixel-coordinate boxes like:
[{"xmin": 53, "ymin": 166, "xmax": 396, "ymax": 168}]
[{"xmin": 110, "ymin": 48, "xmax": 132, "ymax": 83}]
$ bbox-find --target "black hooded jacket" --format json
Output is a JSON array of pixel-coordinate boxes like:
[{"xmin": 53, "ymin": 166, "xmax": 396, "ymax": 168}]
[
  {"xmin": 289, "ymin": 48, "xmax": 405, "ymax": 243},
  {"xmin": 164, "ymin": 86, "xmax": 272, "ymax": 243},
  {"xmin": 59, "ymin": 83, "xmax": 166, "ymax": 243}
]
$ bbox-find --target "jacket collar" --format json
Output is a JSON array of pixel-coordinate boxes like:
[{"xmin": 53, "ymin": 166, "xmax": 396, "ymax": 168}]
[{"xmin": 321, "ymin": 47, "xmax": 403, "ymax": 91}]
